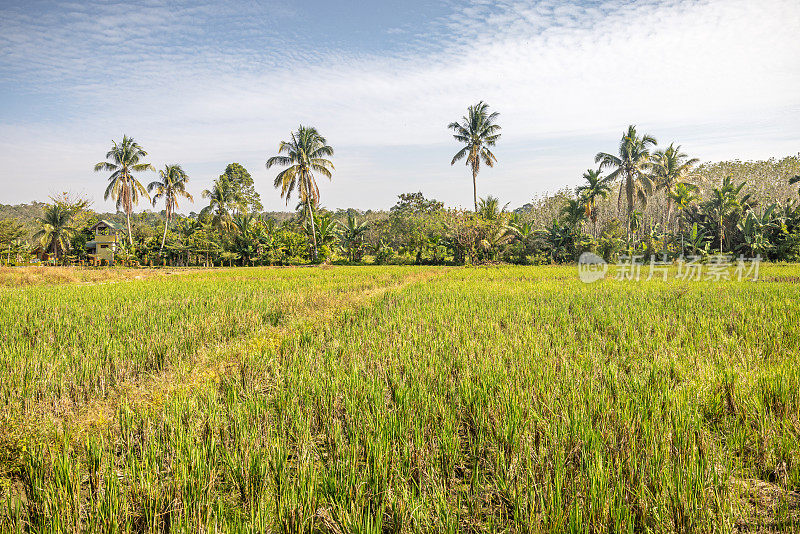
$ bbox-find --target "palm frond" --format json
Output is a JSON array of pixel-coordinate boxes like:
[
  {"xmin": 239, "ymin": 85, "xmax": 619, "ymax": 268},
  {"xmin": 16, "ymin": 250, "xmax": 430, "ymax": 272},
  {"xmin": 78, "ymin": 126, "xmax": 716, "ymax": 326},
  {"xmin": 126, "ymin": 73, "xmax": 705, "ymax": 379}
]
[
  {"xmin": 266, "ymin": 155, "xmax": 291, "ymax": 168},
  {"xmin": 451, "ymin": 146, "xmax": 469, "ymax": 165}
]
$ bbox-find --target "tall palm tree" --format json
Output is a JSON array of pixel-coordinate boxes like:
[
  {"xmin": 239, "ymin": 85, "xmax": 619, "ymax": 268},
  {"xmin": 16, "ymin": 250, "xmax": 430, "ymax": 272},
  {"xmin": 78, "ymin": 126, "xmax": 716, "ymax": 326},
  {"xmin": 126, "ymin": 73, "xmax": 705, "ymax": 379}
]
[
  {"xmin": 595, "ymin": 125, "xmax": 657, "ymax": 245},
  {"xmin": 201, "ymin": 178, "xmax": 237, "ymax": 230},
  {"xmin": 449, "ymin": 101, "xmax": 501, "ymax": 211},
  {"xmin": 33, "ymin": 204, "xmax": 77, "ymax": 261},
  {"xmin": 94, "ymin": 136, "xmax": 154, "ymax": 245},
  {"xmin": 575, "ymin": 168, "xmax": 615, "ymax": 237},
  {"xmin": 652, "ymin": 143, "xmax": 699, "ymax": 227},
  {"xmin": 668, "ymin": 182, "xmax": 699, "ymax": 255},
  {"xmin": 266, "ymin": 125, "xmax": 335, "ymax": 262},
  {"xmin": 149, "ymin": 164, "xmax": 193, "ymax": 255}
]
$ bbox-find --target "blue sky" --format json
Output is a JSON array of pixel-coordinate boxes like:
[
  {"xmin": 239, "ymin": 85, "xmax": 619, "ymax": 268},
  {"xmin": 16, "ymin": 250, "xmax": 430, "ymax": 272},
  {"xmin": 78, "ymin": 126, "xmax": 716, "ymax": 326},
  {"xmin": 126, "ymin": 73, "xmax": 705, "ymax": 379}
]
[{"xmin": 1, "ymin": 0, "xmax": 799, "ymax": 212}]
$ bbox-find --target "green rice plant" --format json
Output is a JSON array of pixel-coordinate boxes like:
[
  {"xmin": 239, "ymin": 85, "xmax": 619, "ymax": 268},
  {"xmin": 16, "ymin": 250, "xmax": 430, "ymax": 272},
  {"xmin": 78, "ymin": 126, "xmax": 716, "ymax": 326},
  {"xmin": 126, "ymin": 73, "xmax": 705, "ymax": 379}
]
[{"xmin": 0, "ymin": 265, "xmax": 799, "ymax": 531}]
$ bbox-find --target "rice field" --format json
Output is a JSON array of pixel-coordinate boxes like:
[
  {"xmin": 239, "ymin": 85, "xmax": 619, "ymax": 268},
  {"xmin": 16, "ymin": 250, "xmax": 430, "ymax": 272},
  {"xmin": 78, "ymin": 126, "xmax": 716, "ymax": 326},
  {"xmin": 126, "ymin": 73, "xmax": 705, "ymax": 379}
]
[
  {"xmin": 0, "ymin": 266, "xmax": 170, "ymax": 288},
  {"xmin": 0, "ymin": 265, "xmax": 799, "ymax": 532}
]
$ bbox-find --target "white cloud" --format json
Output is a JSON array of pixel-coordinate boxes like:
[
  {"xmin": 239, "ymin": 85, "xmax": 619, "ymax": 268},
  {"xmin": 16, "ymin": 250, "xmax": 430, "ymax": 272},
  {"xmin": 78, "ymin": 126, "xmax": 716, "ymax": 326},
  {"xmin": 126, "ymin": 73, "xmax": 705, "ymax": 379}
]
[{"xmin": 1, "ymin": 0, "xmax": 799, "ymax": 211}]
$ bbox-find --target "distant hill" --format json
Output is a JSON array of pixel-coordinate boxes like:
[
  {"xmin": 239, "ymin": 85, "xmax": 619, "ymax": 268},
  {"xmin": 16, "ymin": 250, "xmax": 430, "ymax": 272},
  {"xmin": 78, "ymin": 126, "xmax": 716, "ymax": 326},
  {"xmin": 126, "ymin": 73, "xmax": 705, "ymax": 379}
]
[{"xmin": 0, "ymin": 202, "xmax": 47, "ymax": 237}]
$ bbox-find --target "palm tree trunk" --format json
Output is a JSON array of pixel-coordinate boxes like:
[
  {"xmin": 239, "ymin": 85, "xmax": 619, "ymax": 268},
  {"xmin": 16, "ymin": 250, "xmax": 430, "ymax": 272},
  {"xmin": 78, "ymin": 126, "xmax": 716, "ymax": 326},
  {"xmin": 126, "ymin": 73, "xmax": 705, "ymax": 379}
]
[
  {"xmin": 626, "ymin": 175, "xmax": 634, "ymax": 248},
  {"xmin": 308, "ymin": 198, "xmax": 318, "ymax": 262},
  {"xmin": 665, "ymin": 198, "xmax": 673, "ymax": 231},
  {"xmin": 126, "ymin": 211, "xmax": 133, "ymax": 250},
  {"xmin": 616, "ymin": 183, "xmax": 625, "ymax": 243},
  {"xmin": 160, "ymin": 212, "xmax": 169, "ymax": 255},
  {"xmin": 472, "ymin": 166, "xmax": 478, "ymax": 212}
]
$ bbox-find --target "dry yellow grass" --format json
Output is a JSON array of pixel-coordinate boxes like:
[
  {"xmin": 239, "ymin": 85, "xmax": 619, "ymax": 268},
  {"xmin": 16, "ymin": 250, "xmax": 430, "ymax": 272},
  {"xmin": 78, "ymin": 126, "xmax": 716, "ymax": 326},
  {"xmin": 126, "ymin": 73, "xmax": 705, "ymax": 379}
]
[{"xmin": 0, "ymin": 266, "xmax": 207, "ymax": 287}]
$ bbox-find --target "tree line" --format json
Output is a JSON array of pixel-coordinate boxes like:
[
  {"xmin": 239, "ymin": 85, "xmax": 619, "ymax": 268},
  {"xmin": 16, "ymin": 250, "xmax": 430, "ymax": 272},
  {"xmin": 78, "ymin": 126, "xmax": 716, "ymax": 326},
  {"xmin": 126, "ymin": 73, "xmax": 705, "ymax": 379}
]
[{"xmin": 2, "ymin": 103, "xmax": 800, "ymax": 266}]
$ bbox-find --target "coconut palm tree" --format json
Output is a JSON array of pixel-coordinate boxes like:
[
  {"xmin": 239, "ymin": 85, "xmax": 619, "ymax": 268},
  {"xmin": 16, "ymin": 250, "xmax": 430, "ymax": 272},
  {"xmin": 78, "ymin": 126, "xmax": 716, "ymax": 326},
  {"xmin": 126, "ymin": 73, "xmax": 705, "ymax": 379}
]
[
  {"xmin": 668, "ymin": 182, "xmax": 700, "ymax": 255},
  {"xmin": 94, "ymin": 136, "xmax": 154, "ymax": 245},
  {"xmin": 703, "ymin": 176, "xmax": 752, "ymax": 253},
  {"xmin": 33, "ymin": 204, "xmax": 77, "ymax": 261},
  {"xmin": 595, "ymin": 125, "xmax": 657, "ymax": 245},
  {"xmin": 575, "ymin": 168, "xmax": 615, "ymax": 237},
  {"xmin": 449, "ymin": 101, "xmax": 501, "ymax": 211},
  {"xmin": 266, "ymin": 126, "xmax": 335, "ymax": 262},
  {"xmin": 149, "ymin": 164, "xmax": 194, "ymax": 255},
  {"xmin": 652, "ymin": 143, "xmax": 699, "ymax": 227}
]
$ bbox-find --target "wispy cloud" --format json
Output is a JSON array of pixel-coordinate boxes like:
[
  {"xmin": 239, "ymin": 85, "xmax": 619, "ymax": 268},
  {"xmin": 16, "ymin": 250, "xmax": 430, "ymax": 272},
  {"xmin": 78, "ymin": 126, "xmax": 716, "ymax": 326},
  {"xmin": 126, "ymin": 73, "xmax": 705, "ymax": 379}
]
[{"xmin": 1, "ymin": 0, "xmax": 798, "ymax": 210}]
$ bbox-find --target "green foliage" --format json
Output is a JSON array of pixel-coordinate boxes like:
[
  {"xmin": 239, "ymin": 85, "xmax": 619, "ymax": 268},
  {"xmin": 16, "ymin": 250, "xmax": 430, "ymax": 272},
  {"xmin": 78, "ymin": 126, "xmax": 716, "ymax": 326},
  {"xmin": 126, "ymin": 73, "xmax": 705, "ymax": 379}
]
[
  {"xmin": 373, "ymin": 240, "xmax": 394, "ymax": 264},
  {"xmin": 559, "ymin": 197, "xmax": 587, "ymax": 231},
  {"xmin": 536, "ymin": 220, "xmax": 577, "ymax": 263},
  {"xmin": 201, "ymin": 176, "xmax": 239, "ymax": 230},
  {"xmin": 0, "ymin": 219, "xmax": 26, "ymax": 265},
  {"xmin": 0, "ymin": 219, "xmax": 25, "ymax": 246},
  {"xmin": 476, "ymin": 195, "xmax": 508, "ymax": 221},
  {"xmin": 700, "ymin": 176, "xmax": 754, "ymax": 254},
  {"xmin": 219, "ymin": 163, "xmax": 262, "ymax": 213},
  {"xmin": 276, "ymin": 228, "xmax": 309, "ymax": 264},
  {"xmin": 10, "ymin": 148, "xmax": 800, "ymax": 266},
  {"xmin": 31, "ymin": 195, "xmax": 90, "ymax": 262},
  {"xmin": 390, "ymin": 192, "xmax": 444, "ymax": 215},
  {"xmin": 338, "ymin": 214, "xmax": 369, "ymax": 262}
]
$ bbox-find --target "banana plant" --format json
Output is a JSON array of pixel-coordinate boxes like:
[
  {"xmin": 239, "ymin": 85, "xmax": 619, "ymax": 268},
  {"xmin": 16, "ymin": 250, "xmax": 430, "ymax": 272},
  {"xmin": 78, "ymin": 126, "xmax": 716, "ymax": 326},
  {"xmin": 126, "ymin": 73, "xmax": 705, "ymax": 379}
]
[
  {"xmin": 684, "ymin": 223, "xmax": 711, "ymax": 257},
  {"xmin": 338, "ymin": 214, "xmax": 369, "ymax": 262},
  {"xmin": 736, "ymin": 204, "xmax": 779, "ymax": 257},
  {"xmin": 536, "ymin": 221, "xmax": 574, "ymax": 263}
]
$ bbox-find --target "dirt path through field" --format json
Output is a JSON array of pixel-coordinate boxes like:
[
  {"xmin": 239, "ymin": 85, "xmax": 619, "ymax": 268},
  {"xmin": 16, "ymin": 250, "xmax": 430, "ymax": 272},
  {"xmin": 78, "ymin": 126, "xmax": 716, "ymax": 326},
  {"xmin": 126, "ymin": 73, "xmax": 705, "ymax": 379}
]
[{"xmin": 55, "ymin": 267, "xmax": 447, "ymax": 441}]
